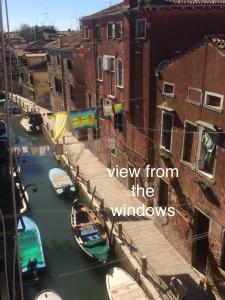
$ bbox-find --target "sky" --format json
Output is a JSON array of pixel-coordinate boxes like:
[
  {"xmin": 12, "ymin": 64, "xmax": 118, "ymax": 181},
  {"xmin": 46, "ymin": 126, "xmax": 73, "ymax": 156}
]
[{"xmin": 4, "ymin": 0, "xmax": 121, "ymax": 31}]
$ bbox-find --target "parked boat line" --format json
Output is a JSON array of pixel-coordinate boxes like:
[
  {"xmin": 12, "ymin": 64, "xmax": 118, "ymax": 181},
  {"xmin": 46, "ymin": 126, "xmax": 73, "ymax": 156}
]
[
  {"xmin": 71, "ymin": 200, "xmax": 110, "ymax": 263},
  {"xmin": 106, "ymin": 267, "xmax": 148, "ymax": 300}
]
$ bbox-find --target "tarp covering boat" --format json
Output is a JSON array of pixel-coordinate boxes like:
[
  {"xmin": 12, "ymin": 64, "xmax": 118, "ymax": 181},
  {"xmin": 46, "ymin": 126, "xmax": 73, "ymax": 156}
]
[{"xmin": 18, "ymin": 216, "xmax": 46, "ymax": 273}]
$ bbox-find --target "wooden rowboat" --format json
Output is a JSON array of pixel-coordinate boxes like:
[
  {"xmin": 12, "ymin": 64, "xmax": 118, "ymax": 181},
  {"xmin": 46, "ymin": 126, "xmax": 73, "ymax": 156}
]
[
  {"xmin": 49, "ymin": 168, "xmax": 76, "ymax": 197},
  {"xmin": 71, "ymin": 201, "xmax": 110, "ymax": 263},
  {"xmin": 35, "ymin": 290, "xmax": 62, "ymax": 300},
  {"xmin": 106, "ymin": 267, "xmax": 148, "ymax": 300}
]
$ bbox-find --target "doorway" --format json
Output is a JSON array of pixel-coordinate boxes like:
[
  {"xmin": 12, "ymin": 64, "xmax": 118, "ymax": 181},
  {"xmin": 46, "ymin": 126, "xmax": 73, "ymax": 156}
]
[{"xmin": 192, "ymin": 209, "xmax": 210, "ymax": 274}]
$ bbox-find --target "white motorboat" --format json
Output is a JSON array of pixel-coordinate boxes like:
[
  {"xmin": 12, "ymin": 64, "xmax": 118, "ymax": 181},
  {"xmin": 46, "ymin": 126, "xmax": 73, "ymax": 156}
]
[{"xmin": 106, "ymin": 267, "xmax": 148, "ymax": 300}]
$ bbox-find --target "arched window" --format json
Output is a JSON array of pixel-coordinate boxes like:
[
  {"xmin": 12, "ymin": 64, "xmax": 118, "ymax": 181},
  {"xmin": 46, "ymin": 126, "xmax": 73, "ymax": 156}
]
[
  {"xmin": 117, "ymin": 59, "xmax": 124, "ymax": 87},
  {"xmin": 97, "ymin": 56, "xmax": 103, "ymax": 81}
]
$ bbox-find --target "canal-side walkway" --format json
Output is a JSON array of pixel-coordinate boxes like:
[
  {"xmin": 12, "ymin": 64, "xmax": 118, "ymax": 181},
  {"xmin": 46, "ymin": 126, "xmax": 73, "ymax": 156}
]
[{"xmin": 11, "ymin": 94, "xmax": 219, "ymax": 300}]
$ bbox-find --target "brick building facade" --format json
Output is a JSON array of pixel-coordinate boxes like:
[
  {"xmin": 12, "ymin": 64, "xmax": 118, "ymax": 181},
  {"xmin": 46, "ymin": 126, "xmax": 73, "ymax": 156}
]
[
  {"xmin": 81, "ymin": 0, "xmax": 225, "ymax": 204},
  {"xmin": 155, "ymin": 37, "xmax": 225, "ymax": 296},
  {"xmin": 45, "ymin": 31, "xmax": 85, "ymax": 114}
]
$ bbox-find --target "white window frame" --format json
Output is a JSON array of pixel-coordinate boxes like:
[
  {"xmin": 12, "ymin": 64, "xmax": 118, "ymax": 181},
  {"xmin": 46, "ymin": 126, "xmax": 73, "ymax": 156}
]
[
  {"xmin": 107, "ymin": 22, "xmax": 115, "ymax": 40},
  {"xmin": 115, "ymin": 21, "xmax": 123, "ymax": 39},
  {"xmin": 83, "ymin": 25, "xmax": 89, "ymax": 39},
  {"xmin": 116, "ymin": 59, "xmax": 124, "ymax": 88},
  {"xmin": 162, "ymin": 81, "xmax": 175, "ymax": 98},
  {"xmin": 181, "ymin": 120, "xmax": 198, "ymax": 169},
  {"xmin": 196, "ymin": 125, "xmax": 218, "ymax": 181},
  {"xmin": 203, "ymin": 91, "xmax": 224, "ymax": 113},
  {"xmin": 160, "ymin": 110, "xmax": 174, "ymax": 153},
  {"xmin": 186, "ymin": 87, "xmax": 202, "ymax": 106},
  {"xmin": 97, "ymin": 55, "xmax": 103, "ymax": 81},
  {"xmin": 136, "ymin": 19, "xmax": 146, "ymax": 39}
]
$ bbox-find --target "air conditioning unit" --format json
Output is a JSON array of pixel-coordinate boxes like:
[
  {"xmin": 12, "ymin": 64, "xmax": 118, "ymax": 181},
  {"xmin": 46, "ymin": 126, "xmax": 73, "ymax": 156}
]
[{"xmin": 103, "ymin": 55, "xmax": 110, "ymax": 71}]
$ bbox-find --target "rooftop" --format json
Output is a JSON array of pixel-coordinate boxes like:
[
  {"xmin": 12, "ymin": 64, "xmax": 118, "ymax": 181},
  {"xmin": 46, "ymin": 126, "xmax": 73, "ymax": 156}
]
[
  {"xmin": 166, "ymin": 0, "xmax": 225, "ymax": 4},
  {"xmin": 45, "ymin": 31, "xmax": 83, "ymax": 51},
  {"xmin": 24, "ymin": 39, "xmax": 57, "ymax": 52},
  {"xmin": 81, "ymin": 2, "xmax": 124, "ymax": 20}
]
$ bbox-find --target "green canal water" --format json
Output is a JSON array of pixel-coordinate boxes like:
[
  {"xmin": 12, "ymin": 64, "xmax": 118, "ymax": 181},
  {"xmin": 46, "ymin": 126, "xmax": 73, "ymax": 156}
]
[{"xmin": 11, "ymin": 115, "xmax": 110, "ymax": 300}]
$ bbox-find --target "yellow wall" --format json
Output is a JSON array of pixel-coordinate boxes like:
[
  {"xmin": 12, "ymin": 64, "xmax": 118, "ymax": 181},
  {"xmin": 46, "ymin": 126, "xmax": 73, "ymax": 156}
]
[{"xmin": 33, "ymin": 71, "xmax": 50, "ymax": 108}]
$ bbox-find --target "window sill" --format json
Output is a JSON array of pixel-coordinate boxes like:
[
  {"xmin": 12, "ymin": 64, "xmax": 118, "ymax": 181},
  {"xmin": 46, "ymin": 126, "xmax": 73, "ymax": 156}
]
[
  {"xmin": 196, "ymin": 169, "xmax": 215, "ymax": 183},
  {"xmin": 185, "ymin": 98, "xmax": 201, "ymax": 106},
  {"xmin": 162, "ymin": 92, "xmax": 175, "ymax": 99},
  {"xmin": 160, "ymin": 146, "xmax": 171, "ymax": 153},
  {"xmin": 97, "ymin": 79, "xmax": 103, "ymax": 82},
  {"xmin": 116, "ymin": 85, "xmax": 124, "ymax": 89},
  {"xmin": 180, "ymin": 160, "xmax": 194, "ymax": 170},
  {"xmin": 135, "ymin": 36, "xmax": 146, "ymax": 40},
  {"xmin": 203, "ymin": 104, "xmax": 223, "ymax": 114}
]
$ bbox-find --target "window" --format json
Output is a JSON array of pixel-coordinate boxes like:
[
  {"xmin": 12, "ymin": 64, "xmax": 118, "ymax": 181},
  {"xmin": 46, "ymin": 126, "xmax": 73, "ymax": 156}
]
[
  {"xmin": 162, "ymin": 82, "xmax": 175, "ymax": 98},
  {"xmin": 182, "ymin": 122, "xmax": 198, "ymax": 166},
  {"xmin": 186, "ymin": 87, "xmax": 202, "ymax": 105},
  {"xmin": 107, "ymin": 22, "xmax": 115, "ymax": 40},
  {"xmin": 158, "ymin": 179, "xmax": 168, "ymax": 208},
  {"xmin": 109, "ymin": 57, "xmax": 115, "ymax": 72},
  {"xmin": 160, "ymin": 111, "xmax": 173, "ymax": 152},
  {"xmin": 115, "ymin": 22, "xmax": 123, "ymax": 39},
  {"xmin": 55, "ymin": 77, "xmax": 62, "ymax": 93},
  {"xmin": 70, "ymin": 84, "xmax": 75, "ymax": 100},
  {"xmin": 57, "ymin": 56, "xmax": 60, "ymax": 65},
  {"xmin": 117, "ymin": 59, "xmax": 124, "ymax": 87},
  {"xmin": 83, "ymin": 26, "xmax": 89, "ymax": 39},
  {"xmin": 136, "ymin": 19, "xmax": 146, "ymax": 38},
  {"xmin": 196, "ymin": 127, "xmax": 218, "ymax": 179},
  {"xmin": 94, "ymin": 25, "xmax": 101, "ymax": 40},
  {"xmin": 97, "ymin": 56, "xmax": 103, "ymax": 81},
  {"xmin": 204, "ymin": 92, "xmax": 224, "ymax": 112},
  {"xmin": 67, "ymin": 59, "xmax": 72, "ymax": 70}
]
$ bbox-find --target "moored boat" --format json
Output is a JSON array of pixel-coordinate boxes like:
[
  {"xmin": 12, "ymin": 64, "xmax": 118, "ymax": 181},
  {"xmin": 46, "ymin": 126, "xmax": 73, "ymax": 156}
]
[
  {"xmin": 35, "ymin": 290, "xmax": 62, "ymax": 300},
  {"xmin": 71, "ymin": 201, "xmax": 110, "ymax": 263},
  {"xmin": 49, "ymin": 168, "xmax": 76, "ymax": 197},
  {"xmin": 106, "ymin": 267, "xmax": 148, "ymax": 300},
  {"xmin": 17, "ymin": 216, "xmax": 46, "ymax": 277},
  {"xmin": 20, "ymin": 116, "xmax": 32, "ymax": 133},
  {"xmin": 20, "ymin": 112, "xmax": 43, "ymax": 134}
]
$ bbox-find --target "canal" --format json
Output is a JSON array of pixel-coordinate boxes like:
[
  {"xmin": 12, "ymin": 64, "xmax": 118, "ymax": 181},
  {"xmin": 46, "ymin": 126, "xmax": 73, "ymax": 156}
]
[{"xmin": 11, "ymin": 115, "xmax": 110, "ymax": 300}]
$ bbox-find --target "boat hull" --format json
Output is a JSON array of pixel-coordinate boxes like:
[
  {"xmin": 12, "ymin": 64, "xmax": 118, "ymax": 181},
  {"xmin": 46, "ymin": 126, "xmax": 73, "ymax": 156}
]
[
  {"xmin": 71, "ymin": 205, "xmax": 110, "ymax": 263},
  {"xmin": 49, "ymin": 168, "xmax": 76, "ymax": 197},
  {"xmin": 35, "ymin": 289, "xmax": 62, "ymax": 300},
  {"xmin": 18, "ymin": 216, "xmax": 46, "ymax": 278},
  {"xmin": 106, "ymin": 267, "xmax": 148, "ymax": 300}
]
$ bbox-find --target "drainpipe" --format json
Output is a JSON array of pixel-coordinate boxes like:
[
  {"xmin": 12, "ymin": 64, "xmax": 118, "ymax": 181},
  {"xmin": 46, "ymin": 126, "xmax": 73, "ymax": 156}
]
[{"xmin": 59, "ymin": 35, "xmax": 67, "ymax": 112}]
